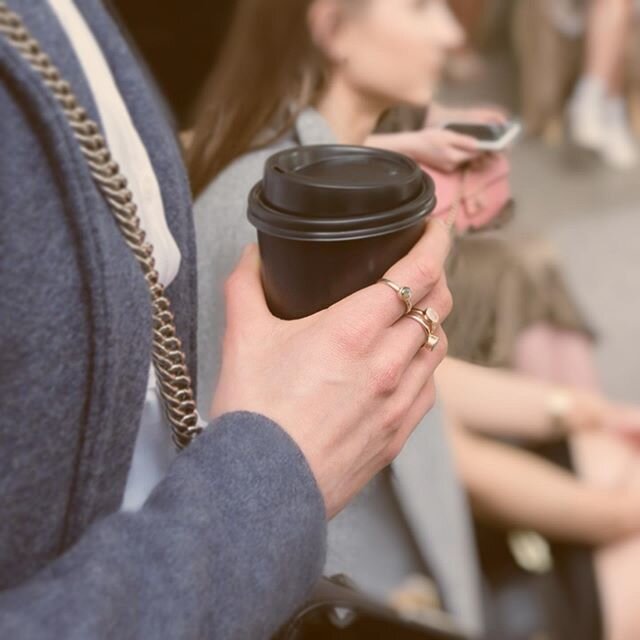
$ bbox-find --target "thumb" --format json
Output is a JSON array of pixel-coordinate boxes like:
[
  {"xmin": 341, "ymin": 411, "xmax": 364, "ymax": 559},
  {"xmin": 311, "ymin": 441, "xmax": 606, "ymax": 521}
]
[
  {"xmin": 224, "ymin": 244, "xmax": 272, "ymax": 325},
  {"xmin": 446, "ymin": 130, "xmax": 480, "ymax": 152}
]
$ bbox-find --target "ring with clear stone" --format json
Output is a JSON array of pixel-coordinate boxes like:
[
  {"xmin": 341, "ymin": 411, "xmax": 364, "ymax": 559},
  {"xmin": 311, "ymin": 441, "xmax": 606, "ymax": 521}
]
[{"xmin": 379, "ymin": 278, "xmax": 413, "ymax": 314}]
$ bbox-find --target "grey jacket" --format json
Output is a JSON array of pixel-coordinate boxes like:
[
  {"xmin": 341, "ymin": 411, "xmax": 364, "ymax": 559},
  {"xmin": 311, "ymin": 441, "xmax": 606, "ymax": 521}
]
[
  {"xmin": 195, "ymin": 110, "xmax": 485, "ymax": 637},
  {"xmin": 0, "ymin": 2, "xmax": 326, "ymax": 638}
]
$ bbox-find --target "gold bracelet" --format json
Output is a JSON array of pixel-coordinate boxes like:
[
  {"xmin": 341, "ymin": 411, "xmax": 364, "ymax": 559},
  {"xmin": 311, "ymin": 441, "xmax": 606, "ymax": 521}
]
[{"xmin": 547, "ymin": 389, "xmax": 574, "ymax": 438}]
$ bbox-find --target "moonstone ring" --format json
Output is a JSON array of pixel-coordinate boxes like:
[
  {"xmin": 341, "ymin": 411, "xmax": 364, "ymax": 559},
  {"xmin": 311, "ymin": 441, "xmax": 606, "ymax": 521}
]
[
  {"xmin": 413, "ymin": 307, "xmax": 440, "ymax": 333},
  {"xmin": 379, "ymin": 278, "xmax": 413, "ymax": 313}
]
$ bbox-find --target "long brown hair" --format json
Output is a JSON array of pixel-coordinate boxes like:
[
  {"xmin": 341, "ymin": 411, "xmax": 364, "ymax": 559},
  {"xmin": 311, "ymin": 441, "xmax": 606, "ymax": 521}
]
[{"xmin": 187, "ymin": 0, "xmax": 329, "ymax": 196}]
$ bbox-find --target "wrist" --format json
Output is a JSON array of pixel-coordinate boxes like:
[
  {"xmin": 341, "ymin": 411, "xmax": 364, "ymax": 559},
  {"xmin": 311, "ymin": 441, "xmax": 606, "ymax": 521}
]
[
  {"xmin": 546, "ymin": 388, "xmax": 606, "ymax": 436},
  {"xmin": 601, "ymin": 490, "xmax": 638, "ymax": 542}
]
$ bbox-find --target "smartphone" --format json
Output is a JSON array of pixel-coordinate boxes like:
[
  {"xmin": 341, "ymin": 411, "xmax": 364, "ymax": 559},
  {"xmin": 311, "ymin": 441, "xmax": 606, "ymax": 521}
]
[{"xmin": 444, "ymin": 120, "xmax": 522, "ymax": 152}]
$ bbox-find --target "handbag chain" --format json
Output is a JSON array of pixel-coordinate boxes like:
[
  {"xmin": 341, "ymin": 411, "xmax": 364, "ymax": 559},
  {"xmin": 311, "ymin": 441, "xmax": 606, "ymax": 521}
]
[{"xmin": 0, "ymin": 2, "xmax": 202, "ymax": 450}]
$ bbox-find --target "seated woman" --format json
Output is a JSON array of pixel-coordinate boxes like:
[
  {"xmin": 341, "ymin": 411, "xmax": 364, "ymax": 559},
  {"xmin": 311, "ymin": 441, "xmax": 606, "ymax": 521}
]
[{"xmin": 188, "ymin": 0, "xmax": 640, "ymax": 638}]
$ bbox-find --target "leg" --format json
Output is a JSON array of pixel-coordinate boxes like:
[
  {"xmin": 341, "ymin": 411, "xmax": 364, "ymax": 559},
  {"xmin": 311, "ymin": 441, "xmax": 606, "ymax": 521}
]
[
  {"xmin": 515, "ymin": 322, "xmax": 640, "ymax": 637},
  {"xmin": 593, "ymin": 456, "xmax": 640, "ymax": 640},
  {"xmin": 571, "ymin": 0, "xmax": 638, "ymax": 166},
  {"xmin": 584, "ymin": 0, "xmax": 632, "ymax": 91}
]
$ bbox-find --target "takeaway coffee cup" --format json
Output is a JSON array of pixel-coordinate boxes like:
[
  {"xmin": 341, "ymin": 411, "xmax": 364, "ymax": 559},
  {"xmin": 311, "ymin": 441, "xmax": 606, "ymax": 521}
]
[{"xmin": 247, "ymin": 145, "xmax": 437, "ymax": 320}]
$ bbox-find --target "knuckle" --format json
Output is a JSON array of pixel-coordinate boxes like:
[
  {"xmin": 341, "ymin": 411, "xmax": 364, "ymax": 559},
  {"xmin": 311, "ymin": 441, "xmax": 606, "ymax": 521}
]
[
  {"xmin": 379, "ymin": 398, "xmax": 406, "ymax": 436},
  {"xmin": 332, "ymin": 317, "xmax": 374, "ymax": 359},
  {"xmin": 383, "ymin": 440, "xmax": 403, "ymax": 466},
  {"xmin": 370, "ymin": 360, "xmax": 403, "ymax": 397}
]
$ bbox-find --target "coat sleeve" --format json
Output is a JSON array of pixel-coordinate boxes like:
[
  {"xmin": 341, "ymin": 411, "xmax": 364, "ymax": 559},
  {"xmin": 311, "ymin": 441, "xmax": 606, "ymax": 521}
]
[{"xmin": 0, "ymin": 412, "xmax": 327, "ymax": 640}]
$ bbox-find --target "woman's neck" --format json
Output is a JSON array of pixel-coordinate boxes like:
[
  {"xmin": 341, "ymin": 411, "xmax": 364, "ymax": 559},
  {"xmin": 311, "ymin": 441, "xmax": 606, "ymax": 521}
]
[{"xmin": 315, "ymin": 77, "xmax": 386, "ymax": 145}]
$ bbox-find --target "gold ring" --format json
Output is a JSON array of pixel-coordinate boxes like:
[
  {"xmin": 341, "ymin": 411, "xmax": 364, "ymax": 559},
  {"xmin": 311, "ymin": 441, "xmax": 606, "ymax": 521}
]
[
  {"xmin": 406, "ymin": 310, "xmax": 441, "ymax": 352},
  {"xmin": 413, "ymin": 307, "xmax": 440, "ymax": 333},
  {"xmin": 379, "ymin": 278, "xmax": 413, "ymax": 313}
]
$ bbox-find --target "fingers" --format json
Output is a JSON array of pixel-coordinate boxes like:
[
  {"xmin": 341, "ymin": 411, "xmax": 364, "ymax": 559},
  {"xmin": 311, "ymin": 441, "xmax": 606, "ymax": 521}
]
[
  {"xmin": 393, "ymin": 378, "xmax": 439, "ymax": 454},
  {"xmin": 352, "ymin": 352, "xmax": 444, "ymax": 480},
  {"xmin": 444, "ymin": 130, "xmax": 480, "ymax": 152},
  {"xmin": 365, "ymin": 327, "xmax": 448, "ymax": 469},
  {"xmin": 375, "ymin": 275, "xmax": 452, "ymax": 367},
  {"xmin": 378, "ymin": 376, "xmax": 440, "ymax": 468},
  {"xmin": 223, "ymin": 244, "xmax": 272, "ymax": 326},
  {"xmin": 336, "ymin": 218, "xmax": 452, "ymax": 330},
  {"xmin": 445, "ymin": 148, "xmax": 480, "ymax": 170}
]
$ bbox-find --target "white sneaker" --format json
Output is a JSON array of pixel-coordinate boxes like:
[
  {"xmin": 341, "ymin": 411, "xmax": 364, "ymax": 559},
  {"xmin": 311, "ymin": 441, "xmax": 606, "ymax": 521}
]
[
  {"xmin": 602, "ymin": 127, "xmax": 639, "ymax": 169},
  {"xmin": 568, "ymin": 77, "xmax": 607, "ymax": 151},
  {"xmin": 601, "ymin": 100, "xmax": 639, "ymax": 169}
]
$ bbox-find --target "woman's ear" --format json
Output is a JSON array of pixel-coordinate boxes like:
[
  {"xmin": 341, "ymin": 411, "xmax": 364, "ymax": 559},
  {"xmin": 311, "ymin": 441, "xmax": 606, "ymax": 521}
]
[{"xmin": 307, "ymin": 0, "xmax": 349, "ymax": 64}]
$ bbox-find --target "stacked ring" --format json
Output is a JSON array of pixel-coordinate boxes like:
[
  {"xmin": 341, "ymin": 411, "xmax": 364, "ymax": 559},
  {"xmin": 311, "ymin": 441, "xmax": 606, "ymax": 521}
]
[
  {"xmin": 406, "ymin": 310, "xmax": 441, "ymax": 352},
  {"xmin": 412, "ymin": 307, "xmax": 440, "ymax": 334}
]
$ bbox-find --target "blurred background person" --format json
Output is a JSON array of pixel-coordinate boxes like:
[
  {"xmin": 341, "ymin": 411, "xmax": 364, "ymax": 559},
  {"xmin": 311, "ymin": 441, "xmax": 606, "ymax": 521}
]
[
  {"xmin": 512, "ymin": 0, "xmax": 640, "ymax": 162},
  {"xmin": 568, "ymin": 0, "xmax": 639, "ymax": 168},
  {"xmin": 185, "ymin": 0, "xmax": 640, "ymax": 637}
]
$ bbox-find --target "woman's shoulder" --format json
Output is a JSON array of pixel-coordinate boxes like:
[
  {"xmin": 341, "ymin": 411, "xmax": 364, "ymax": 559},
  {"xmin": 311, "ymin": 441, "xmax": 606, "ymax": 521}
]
[{"xmin": 194, "ymin": 138, "xmax": 294, "ymax": 222}]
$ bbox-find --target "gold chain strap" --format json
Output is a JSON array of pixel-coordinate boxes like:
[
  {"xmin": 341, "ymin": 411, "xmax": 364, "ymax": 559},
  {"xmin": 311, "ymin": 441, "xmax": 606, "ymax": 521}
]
[{"xmin": 0, "ymin": 2, "xmax": 202, "ymax": 450}]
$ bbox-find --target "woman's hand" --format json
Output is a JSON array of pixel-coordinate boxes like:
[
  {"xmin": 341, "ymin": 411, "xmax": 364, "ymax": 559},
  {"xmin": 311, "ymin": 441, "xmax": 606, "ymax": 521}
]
[
  {"xmin": 599, "ymin": 488, "xmax": 640, "ymax": 542},
  {"xmin": 212, "ymin": 220, "xmax": 453, "ymax": 518},
  {"xmin": 367, "ymin": 128, "xmax": 483, "ymax": 173},
  {"xmin": 561, "ymin": 391, "xmax": 640, "ymax": 443},
  {"xmin": 559, "ymin": 390, "xmax": 609, "ymax": 433}
]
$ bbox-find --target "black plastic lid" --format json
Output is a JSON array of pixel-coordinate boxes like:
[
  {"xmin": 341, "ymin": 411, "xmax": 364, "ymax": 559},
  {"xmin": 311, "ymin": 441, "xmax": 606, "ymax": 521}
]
[{"xmin": 248, "ymin": 145, "xmax": 436, "ymax": 241}]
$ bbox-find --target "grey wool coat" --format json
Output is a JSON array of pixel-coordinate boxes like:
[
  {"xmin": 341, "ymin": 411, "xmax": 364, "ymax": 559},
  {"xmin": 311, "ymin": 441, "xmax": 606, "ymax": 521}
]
[
  {"xmin": 0, "ymin": 1, "xmax": 327, "ymax": 638},
  {"xmin": 195, "ymin": 109, "xmax": 485, "ymax": 638}
]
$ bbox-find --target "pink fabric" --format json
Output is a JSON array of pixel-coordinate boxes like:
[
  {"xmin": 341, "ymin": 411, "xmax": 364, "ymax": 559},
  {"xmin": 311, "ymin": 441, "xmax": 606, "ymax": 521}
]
[
  {"xmin": 423, "ymin": 154, "xmax": 512, "ymax": 232},
  {"xmin": 514, "ymin": 323, "xmax": 600, "ymax": 391}
]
